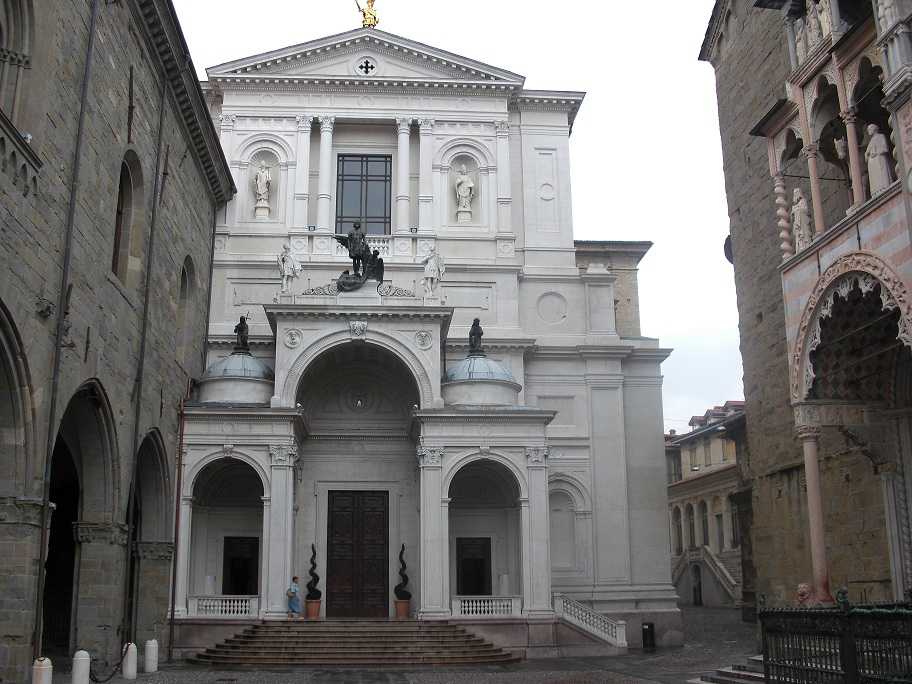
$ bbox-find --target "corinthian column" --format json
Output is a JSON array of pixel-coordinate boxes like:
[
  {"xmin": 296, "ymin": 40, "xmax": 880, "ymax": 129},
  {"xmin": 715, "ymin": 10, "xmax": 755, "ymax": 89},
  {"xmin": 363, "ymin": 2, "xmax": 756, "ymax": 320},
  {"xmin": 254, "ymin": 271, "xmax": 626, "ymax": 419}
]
[
  {"xmin": 418, "ymin": 118, "xmax": 435, "ymax": 231},
  {"xmin": 317, "ymin": 116, "xmax": 336, "ymax": 232},
  {"xmin": 803, "ymin": 145, "xmax": 827, "ymax": 236},
  {"xmin": 396, "ymin": 118, "xmax": 412, "ymax": 233},
  {"xmin": 796, "ymin": 425, "xmax": 834, "ymax": 605},
  {"xmin": 293, "ymin": 115, "xmax": 313, "ymax": 228},
  {"xmin": 495, "ymin": 120, "xmax": 513, "ymax": 232},
  {"xmin": 840, "ymin": 109, "xmax": 867, "ymax": 206},
  {"xmin": 417, "ymin": 446, "xmax": 449, "ymax": 618}
]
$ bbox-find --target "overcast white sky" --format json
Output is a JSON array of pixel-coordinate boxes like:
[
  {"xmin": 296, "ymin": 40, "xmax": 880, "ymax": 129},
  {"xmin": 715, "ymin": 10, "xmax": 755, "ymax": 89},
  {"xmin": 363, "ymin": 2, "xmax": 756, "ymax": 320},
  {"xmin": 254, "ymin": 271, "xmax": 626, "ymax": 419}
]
[{"xmin": 173, "ymin": 0, "xmax": 742, "ymax": 433}]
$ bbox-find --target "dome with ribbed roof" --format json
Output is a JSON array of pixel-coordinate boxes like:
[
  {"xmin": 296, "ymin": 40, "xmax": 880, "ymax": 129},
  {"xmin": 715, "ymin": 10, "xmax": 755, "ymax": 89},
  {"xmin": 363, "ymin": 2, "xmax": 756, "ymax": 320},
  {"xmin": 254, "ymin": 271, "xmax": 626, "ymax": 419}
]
[
  {"xmin": 198, "ymin": 352, "xmax": 274, "ymax": 404},
  {"xmin": 442, "ymin": 353, "xmax": 521, "ymax": 406}
]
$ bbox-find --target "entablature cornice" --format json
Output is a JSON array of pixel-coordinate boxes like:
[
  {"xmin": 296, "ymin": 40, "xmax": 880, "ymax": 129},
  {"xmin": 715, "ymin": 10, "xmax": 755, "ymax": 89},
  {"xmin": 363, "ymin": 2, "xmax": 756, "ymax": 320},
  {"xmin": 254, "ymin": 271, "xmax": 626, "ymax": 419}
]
[
  {"xmin": 834, "ymin": 18, "xmax": 876, "ymax": 67},
  {"xmin": 447, "ymin": 337, "xmax": 536, "ymax": 353},
  {"xmin": 211, "ymin": 77, "xmax": 519, "ymax": 98},
  {"xmin": 789, "ymin": 36, "xmax": 835, "ymax": 87},
  {"xmin": 264, "ymin": 304, "xmax": 453, "ymax": 332},
  {"xmin": 414, "ymin": 407, "xmax": 556, "ymax": 425},
  {"xmin": 750, "ymin": 98, "xmax": 799, "ymax": 139},
  {"xmin": 668, "ymin": 463, "xmax": 740, "ymax": 498}
]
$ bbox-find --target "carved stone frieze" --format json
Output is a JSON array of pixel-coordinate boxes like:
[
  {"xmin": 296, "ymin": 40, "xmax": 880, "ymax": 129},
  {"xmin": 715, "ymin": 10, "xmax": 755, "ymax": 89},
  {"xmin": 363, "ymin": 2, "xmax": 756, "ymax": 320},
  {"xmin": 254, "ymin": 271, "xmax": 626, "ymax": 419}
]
[
  {"xmin": 790, "ymin": 253, "xmax": 912, "ymax": 401},
  {"xmin": 134, "ymin": 541, "xmax": 175, "ymax": 561},
  {"xmin": 0, "ymin": 496, "xmax": 44, "ymax": 526},
  {"xmin": 378, "ymin": 282, "xmax": 415, "ymax": 297},
  {"xmin": 417, "ymin": 446, "xmax": 443, "ymax": 466},
  {"xmin": 73, "ymin": 521, "xmax": 129, "ymax": 546},
  {"xmin": 302, "ymin": 282, "xmax": 340, "ymax": 296},
  {"xmin": 793, "ymin": 402, "xmax": 869, "ymax": 429}
]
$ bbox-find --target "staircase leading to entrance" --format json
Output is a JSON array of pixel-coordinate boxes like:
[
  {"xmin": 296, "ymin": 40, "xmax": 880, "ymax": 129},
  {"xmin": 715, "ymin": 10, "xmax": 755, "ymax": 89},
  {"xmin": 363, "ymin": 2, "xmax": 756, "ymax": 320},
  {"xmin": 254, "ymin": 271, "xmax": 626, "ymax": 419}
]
[{"xmin": 189, "ymin": 620, "xmax": 521, "ymax": 666}]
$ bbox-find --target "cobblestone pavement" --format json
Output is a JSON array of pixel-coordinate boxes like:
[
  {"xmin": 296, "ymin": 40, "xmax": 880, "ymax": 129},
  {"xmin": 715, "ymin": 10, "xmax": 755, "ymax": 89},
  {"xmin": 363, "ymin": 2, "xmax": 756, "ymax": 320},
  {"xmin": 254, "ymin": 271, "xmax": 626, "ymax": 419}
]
[{"xmin": 50, "ymin": 607, "xmax": 757, "ymax": 684}]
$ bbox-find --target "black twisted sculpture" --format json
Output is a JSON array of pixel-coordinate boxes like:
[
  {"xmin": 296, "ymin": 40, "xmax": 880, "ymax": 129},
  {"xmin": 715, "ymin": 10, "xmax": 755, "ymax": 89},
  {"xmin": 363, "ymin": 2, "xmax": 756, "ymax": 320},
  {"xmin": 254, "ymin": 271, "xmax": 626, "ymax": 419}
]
[
  {"xmin": 394, "ymin": 543, "xmax": 411, "ymax": 600},
  {"xmin": 306, "ymin": 544, "xmax": 321, "ymax": 600}
]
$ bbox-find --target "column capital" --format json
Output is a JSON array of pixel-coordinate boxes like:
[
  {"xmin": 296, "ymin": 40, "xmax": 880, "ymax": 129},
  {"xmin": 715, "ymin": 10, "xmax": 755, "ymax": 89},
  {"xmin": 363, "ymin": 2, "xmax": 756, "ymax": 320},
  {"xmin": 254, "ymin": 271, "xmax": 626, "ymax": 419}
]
[
  {"xmin": 218, "ymin": 113, "xmax": 237, "ymax": 130},
  {"xmin": 418, "ymin": 117, "xmax": 435, "ymax": 132},
  {"xmin": 494, "ymin": 120, "xmax": 510, "ymax": 136},
  {"xmin": 134, "ymin": 541, "xmax": 175, "ymax": 561},
  {"xmin": 296, "ymin": 114, "xmax": 313, "ymax": 131},
  {"xmin": 526, "ymin": 446, "xmax": 550, "ymax": 465},
  {"xmin": 840, "ymin": 109, "xmax": 858, "ymax": 125},
  {"xmin": 802, "ymin": 144, "xmax": 819, "ymax": 160},
  {"xmin": 417, "ymin": 446, "xmax": 443, "ymax": 467},
  {"xmin": 270, "ymin": 443, "xmax": 298, "ymax": 466},
  {"xmin": 73, "ymin": 521, "xmax": 129, "ymax": 546},
  {"xmin": 795, "ymin": 425, "xmax": 821, "ymax": 441},
  {"xmin": 396, "ymin": 117, "xmax": 413, "ymax": 133},
  {"xmin": 319, "ymin": 115, "xmax": 336, "ymax": 133}
]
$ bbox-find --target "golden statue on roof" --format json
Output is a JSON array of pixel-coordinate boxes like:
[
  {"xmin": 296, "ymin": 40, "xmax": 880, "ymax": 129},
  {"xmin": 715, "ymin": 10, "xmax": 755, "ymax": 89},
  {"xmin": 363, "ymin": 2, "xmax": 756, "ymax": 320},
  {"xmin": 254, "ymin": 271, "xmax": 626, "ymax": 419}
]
[{"xmin": 356, "ymin": 0, "xmax": 379, "ymax": 28}]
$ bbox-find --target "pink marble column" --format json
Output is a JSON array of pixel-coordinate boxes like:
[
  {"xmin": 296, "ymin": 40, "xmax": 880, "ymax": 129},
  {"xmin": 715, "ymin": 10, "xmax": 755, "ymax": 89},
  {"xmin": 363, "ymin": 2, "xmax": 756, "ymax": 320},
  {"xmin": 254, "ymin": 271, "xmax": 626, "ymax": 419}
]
[
  {"xmin": 803, "ymin": 145, "xmax": 827, "ymax": 236},
  {"xmin": 841, "ymin": 109, "xmax": 867, "ymax": 206},
  {"xmin": 796, "ymin": 426, "xmax": 834, "ymax": 605}
]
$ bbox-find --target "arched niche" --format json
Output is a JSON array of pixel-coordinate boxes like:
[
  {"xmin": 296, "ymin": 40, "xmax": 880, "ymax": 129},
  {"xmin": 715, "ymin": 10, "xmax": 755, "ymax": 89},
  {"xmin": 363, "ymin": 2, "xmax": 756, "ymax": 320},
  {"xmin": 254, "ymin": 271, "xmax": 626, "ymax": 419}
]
[
  {"xmin": 810, "ymin": 77, "xmax": 853, "ymax": 224},
  {"xmin": 112, "ymin": 150, "xmax": 147, "ymax": 289},
  {"xmin": 437, "ymin": 139, "xmax": 494, "ymax": 229},
  {"xmin": 0, "ymin": 296, "xmax": 33, "ymax": 495},
  {"xmin": 672, "ymin": 506, "xmax": 684, "ymax": 555},
  {"xmin": 177, "ymin": 255, "xmax": 196, "ymax": 368},
  {"xmin": 852, "ymin": 57, "xmax": 895, "ymax": 198},
  {"xmin": 549, "ymin": 490, "xmax": 576, "ymax": 572},
  {"xmin": 447, "ymin": 458, "xmax": 523, "ymax": 597}
]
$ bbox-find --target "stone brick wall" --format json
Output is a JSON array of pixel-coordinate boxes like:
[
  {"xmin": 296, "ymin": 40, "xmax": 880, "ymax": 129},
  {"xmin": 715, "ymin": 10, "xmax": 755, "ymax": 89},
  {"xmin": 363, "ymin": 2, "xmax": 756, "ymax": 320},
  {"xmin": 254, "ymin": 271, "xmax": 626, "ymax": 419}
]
[
  {"xmin": 705, "ymin": 2, "xmax": 893, "ymax": 608},
  {"xmin": 0, "ymin": 1, "xmax": 228, "ymax": 681}
]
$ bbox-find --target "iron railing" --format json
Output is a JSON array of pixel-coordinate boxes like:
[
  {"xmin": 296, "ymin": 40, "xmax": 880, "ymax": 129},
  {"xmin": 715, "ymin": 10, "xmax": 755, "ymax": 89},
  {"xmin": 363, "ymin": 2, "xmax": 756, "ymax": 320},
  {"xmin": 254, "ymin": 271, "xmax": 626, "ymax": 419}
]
[{"xmin": 760, "ymin": 593, "xmax": 912, "ymax": 683}]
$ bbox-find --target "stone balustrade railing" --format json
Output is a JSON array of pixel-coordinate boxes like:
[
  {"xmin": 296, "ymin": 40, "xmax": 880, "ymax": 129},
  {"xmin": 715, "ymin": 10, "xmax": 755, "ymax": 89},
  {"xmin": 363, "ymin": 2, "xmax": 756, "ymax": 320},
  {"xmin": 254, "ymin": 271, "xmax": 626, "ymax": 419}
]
[
  {"xmin": 552, "ymin": 593, "xmax": 627, "ymax": 648},
  {"xmin": 285, "ymin": 231, "xmax": 435, "ymax": 264},
  {"xmin": 188, "ymin": 595, "xmax": 259, "ymax": 618},
  {"xmin": 451, "ymin": 596, "xmax": 522, "ymax": 617}
]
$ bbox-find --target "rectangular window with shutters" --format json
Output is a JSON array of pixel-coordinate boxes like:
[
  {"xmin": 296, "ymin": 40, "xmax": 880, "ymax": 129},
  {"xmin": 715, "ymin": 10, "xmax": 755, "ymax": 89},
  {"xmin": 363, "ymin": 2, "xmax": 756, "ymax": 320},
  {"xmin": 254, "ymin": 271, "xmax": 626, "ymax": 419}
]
[{"xmin": 335, "ymin": 154, "xmax": 392, "ymax": 235}]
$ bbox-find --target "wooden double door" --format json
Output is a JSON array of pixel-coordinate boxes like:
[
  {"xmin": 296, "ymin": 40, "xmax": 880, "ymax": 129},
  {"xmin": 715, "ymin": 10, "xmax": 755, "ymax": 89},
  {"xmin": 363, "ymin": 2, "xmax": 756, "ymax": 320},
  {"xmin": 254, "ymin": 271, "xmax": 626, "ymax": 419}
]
[{"xmin": 326, "ymin": 491, "xmax": 389, "ymax": 618}]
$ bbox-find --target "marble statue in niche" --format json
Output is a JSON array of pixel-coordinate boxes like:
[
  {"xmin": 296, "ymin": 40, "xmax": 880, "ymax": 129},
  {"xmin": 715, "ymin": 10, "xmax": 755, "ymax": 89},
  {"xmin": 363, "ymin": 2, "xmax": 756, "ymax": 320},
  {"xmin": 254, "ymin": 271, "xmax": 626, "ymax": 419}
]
[
  {"xmin": 791, "ymin": 188, "xmax": 813, "ymax": 251},
  {"xmin": 454, "ymin": 164, "xmax": 476, "ymax": 223},
  {"xmin": 421, "ymin": 247, "xmax": 445, "ymax": 298},
  {"xmin": 865, "ymin": 124, "xmax": 895, "ymax": 195},
  {"xmin": 253, "ymin": 160, "xmax": 272, "ymax": 218},
  {"xmin": 277, "ymin": 244, "xmax": 300, "ymax": 293}
]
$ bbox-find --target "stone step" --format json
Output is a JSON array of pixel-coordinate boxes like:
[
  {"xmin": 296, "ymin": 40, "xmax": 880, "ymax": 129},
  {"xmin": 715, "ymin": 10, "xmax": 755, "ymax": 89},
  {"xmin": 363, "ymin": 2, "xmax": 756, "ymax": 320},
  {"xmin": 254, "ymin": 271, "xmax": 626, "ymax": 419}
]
[
  {"xmin": 224, "ymin": 637, "xmax": 487, "ymax": 647},
  {"xmin": 190, "ymin": 652, "xmax": 519, "ymax": 665},
  {"xmin": 699, "ymin": 666, "xmax": 765, "ymax": 684},
  {"xmin": 207, "ymin": 647, "xmax": 502, "ymax": 657}
]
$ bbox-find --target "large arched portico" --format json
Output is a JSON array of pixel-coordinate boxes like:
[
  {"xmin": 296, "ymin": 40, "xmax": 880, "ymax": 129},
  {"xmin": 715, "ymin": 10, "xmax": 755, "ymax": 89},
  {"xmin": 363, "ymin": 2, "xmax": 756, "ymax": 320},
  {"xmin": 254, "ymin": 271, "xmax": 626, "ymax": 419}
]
[
  {"xmin": 296, "ymin": 342, "xmax": 421, "ymax": 618},
  {"xmin": 42, "ymin": 381, "xmax": 119, "ymax": 664},
  {"xmin": 791, "ymin": 254, "xmax": 912, "ymax": 602}
]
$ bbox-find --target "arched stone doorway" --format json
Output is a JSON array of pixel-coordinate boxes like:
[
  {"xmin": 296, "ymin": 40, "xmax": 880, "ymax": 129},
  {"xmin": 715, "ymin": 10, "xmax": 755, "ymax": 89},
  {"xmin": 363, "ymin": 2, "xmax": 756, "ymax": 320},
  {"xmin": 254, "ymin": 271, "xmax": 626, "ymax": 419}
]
[
  {"xmin": 188, "ymin": 458, "xmax": 265, "ymax": 616},
  {"xmin": 794, "ymin": 259, "xmax": 912, "ymax": 601},
  {"xmin": 126, "ymin": 433, "xmax": 172, "ymax": 645},
  {"xmin": 448, "ymin": 459, "xmax": 523, "ymax": 610},
  {"xmin": 42, "ymin": 382, "xmax": 118, "ymax": 663},
  {"xmin": 297, "ymin": 342, "xmax": 420, "ymax": 618}
]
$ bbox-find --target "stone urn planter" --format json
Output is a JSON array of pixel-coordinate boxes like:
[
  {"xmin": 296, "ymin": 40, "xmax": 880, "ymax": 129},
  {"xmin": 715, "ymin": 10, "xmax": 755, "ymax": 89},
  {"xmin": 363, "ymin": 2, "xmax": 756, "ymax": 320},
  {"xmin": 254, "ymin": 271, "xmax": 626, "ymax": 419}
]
[
  {"xmin": 305, "ymin": 599, "xmax": 321, "ymax": 619},
  {"xmin": 394, "ymin": 599, "xmax": 410, "ymax": 619}
]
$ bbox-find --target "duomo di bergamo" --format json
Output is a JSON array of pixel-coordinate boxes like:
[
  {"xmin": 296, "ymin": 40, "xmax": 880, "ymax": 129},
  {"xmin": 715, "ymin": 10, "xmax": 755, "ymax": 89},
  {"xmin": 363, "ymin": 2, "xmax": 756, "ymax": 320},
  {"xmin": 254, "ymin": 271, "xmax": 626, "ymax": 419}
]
[{"xmin": 175, "ymin": 19, "xmax": 680, "ymax": 653}]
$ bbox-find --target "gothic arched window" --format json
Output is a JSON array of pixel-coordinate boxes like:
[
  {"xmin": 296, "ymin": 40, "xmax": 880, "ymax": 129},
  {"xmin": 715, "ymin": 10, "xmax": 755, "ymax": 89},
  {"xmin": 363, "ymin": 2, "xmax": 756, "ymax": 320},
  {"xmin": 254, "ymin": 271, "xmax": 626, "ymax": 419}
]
[{"xmin": 111, "ymin": 152, "xmax": 145, "ymax": 286}]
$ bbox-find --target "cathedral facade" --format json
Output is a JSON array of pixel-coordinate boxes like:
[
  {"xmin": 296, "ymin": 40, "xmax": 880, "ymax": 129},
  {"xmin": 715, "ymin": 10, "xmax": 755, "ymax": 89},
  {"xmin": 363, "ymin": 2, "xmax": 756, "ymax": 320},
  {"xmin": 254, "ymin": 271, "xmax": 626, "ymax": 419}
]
[{"xmin": 173, "ymin": 26, "xmax": 680, "ymax": 655}]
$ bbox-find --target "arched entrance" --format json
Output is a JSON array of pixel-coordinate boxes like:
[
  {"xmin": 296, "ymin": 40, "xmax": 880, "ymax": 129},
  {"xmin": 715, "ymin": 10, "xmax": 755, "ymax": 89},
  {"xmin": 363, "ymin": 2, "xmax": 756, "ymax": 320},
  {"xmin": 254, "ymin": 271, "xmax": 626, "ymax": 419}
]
[
  {"xmin": 448, "ymin": 460, "xmax": 523, "ymax": 603},
  {"xmin": 126, "ymin": 433, "xmax": 171, "ymax": 644},
  {"xmin": 188, "ymin": 458, "xmax": 265, "ymax": 614},
  {"xmin": 297, "ymin": 342, "xmax": 420, "ymax": 618},
  {"xmin": 42, "ymin": 382, "xmax": 118, "ymax": 662}
]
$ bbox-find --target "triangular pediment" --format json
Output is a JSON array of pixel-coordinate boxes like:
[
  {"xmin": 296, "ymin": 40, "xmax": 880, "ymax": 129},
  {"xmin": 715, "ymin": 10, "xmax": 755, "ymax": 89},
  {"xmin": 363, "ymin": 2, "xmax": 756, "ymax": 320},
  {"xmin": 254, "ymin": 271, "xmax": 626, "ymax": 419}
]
[{"xmin": 207, "ymin": 28, "xmax": 525, "ymax": 87}]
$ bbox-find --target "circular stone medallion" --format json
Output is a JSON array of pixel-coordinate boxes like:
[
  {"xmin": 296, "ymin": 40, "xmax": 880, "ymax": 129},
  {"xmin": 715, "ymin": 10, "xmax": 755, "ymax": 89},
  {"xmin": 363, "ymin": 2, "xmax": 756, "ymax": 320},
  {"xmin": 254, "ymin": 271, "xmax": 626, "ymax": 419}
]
[{"xmin": 537, "ymin": 292, "xmax": 568, "ymax": 324}]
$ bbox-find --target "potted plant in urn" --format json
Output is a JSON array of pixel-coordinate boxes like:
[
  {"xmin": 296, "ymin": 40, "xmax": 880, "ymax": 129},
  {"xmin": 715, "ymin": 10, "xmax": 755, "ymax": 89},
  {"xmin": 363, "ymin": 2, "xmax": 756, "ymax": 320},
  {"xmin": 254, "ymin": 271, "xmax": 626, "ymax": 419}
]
[
  {"xmin": 394, "ymin": 544, "xmax": 411, "ymax": 619},
  {"xmin": 305, "ymin": 544, "xmax": 322, "ymax": 619}
]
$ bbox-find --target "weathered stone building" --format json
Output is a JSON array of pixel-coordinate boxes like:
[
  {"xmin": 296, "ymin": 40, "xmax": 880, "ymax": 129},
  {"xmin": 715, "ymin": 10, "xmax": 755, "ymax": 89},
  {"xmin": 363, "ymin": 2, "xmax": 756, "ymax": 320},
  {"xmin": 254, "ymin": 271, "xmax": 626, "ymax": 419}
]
[
  {"xmin": 666, "ymin": 401, "xmax": 747, "ymax": 608},
  {"xmin": 701, "ymin": 0, "xmax": 912, "ymax": 609},
  {"xmin": 0, "ymin": 1, "xmax": 233, "ymax": 680}
]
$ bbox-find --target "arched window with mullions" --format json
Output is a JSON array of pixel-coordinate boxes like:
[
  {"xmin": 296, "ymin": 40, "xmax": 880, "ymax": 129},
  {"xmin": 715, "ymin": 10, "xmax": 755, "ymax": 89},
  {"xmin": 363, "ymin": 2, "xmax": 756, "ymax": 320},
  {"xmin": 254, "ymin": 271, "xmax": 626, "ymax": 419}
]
[
  {"xmin": 0, "ymin": 0, "xmax": 33, "ymax": 122},
  {"xmin": 111, "ymin": 152, "xmax": 145, "ymax": 287}
]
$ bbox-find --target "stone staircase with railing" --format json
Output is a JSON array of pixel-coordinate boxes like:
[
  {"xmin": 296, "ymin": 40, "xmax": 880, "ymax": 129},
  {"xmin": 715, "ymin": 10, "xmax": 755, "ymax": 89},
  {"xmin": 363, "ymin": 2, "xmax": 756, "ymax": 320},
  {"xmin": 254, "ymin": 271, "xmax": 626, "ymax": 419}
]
[
  {"xmin": 188, "ymin": 620, "xmax": 520, "ymax": 667},
  {"xmin": 553, "ymin": 593, "xmax": 628, "ymax": 649}
]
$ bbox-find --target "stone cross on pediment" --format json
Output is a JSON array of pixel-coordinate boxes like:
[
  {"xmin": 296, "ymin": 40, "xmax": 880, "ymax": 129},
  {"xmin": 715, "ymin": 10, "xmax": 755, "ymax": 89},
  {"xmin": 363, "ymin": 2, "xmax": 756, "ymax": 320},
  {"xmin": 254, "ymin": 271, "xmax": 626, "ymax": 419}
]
[{"xmin": 358, "ymin": 58, "xmax": 376, "ymax": 75}]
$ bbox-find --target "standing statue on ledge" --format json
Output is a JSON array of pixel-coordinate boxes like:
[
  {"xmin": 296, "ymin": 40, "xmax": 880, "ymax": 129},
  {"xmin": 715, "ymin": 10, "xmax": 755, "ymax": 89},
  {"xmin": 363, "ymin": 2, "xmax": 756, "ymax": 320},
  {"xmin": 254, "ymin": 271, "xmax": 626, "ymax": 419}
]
[
  {"xmin": 356, "ymin": 0, "xmax": 379, "ymax": 28},
  {"xmin": 791, "ymin": 188, "xmax": 813, "ymax": 252},
  {"xmin": 277, "ymin": 244, "xmax": 300, "ymax": 293},
  {"xmin": 469, "ymin": 318, "xmax": 484, "ymax": 355},
  {"xmin": 253, "ymin": 160, "xmax": 272, "ymax": 218},
  {"xmin": 234, "ymin": 316, "xmax": 249, "ymax": 352},
  {"xmin": 454, "ymin": 164, "xmax": 476, "ymax": 223},
  {"xmin": 865, "ymin": 124, "xmax": 895, "ymax": 196},
  {"xmin": 421, "ymin": 247, "xmax": 445, "ymax": 297}
]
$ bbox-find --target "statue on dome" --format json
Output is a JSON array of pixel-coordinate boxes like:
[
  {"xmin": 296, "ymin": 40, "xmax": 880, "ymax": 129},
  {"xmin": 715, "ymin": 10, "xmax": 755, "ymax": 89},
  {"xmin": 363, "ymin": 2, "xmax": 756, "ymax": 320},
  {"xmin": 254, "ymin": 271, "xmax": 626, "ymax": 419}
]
[
  {"xmin": 469, "ymin": 318, "xmax": 484, "ymax": 355},
  {"xmin": 356, "ymin": 0, "xmax": 379, "ymax": 28},
  {"xmin": 234, "ymin": 316, "xmax": 250, "ymax": 352}
]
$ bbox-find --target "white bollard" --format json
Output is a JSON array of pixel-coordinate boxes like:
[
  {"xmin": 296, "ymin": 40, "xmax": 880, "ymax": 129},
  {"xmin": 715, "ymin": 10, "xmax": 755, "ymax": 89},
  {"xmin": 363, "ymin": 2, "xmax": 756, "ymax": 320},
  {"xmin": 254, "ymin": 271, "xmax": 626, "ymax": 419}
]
[
  {"xmin": 71, "ymin": 650, "xmax": 90, "ymax": 684},
  {"xmin": 31, "ymin": 657, "xmax": 52, "ymax": 684},
  {"xmin": 122, "ymin": 642, "xmax": 137, "ymax": 680},
  {"xmin": 143, "ymin": 639, "xmax": 158, "ymax": 673}
]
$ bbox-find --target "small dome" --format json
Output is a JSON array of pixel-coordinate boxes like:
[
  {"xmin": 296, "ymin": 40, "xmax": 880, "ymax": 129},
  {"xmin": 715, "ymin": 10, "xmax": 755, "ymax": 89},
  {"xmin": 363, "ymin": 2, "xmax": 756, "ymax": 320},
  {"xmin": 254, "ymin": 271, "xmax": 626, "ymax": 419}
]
[
  {"xmin": 202, "ymin": 352, "xmax": 274, "ymax": 381},
  {"xmin": 198, "ymin": 352, "xmax": 275, "ymax": 405},
  {"xmin": 445, "ymin": 354, "xmax": 516, "ymax": 383}
]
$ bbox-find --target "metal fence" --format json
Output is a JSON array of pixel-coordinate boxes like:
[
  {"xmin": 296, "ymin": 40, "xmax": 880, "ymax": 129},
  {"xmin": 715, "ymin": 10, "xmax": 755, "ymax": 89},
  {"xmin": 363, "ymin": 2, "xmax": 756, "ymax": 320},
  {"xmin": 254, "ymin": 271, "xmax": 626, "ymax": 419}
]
[{"xmin": 759, "ymin": 596, "xmax": 912, "ymax": 683}]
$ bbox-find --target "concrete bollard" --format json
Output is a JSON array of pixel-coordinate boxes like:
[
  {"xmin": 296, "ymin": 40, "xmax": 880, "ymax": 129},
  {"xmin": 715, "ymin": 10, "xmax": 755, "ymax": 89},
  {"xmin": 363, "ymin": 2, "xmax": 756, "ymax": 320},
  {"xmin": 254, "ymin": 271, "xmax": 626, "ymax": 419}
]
[
  {"xmin": 31, "ymin": 657, "xmax": 52, "ymax": 684},
  {"xmin": 71, "ymin": 650, "xmax": 90, "ymax": 684},
  {"xmin": 122, "ymin": 642, "xmax": 137, "ymax": 680},
  {"xmin": 144, "ymin": 639, "xmax": 158, "ymax": 673}
]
